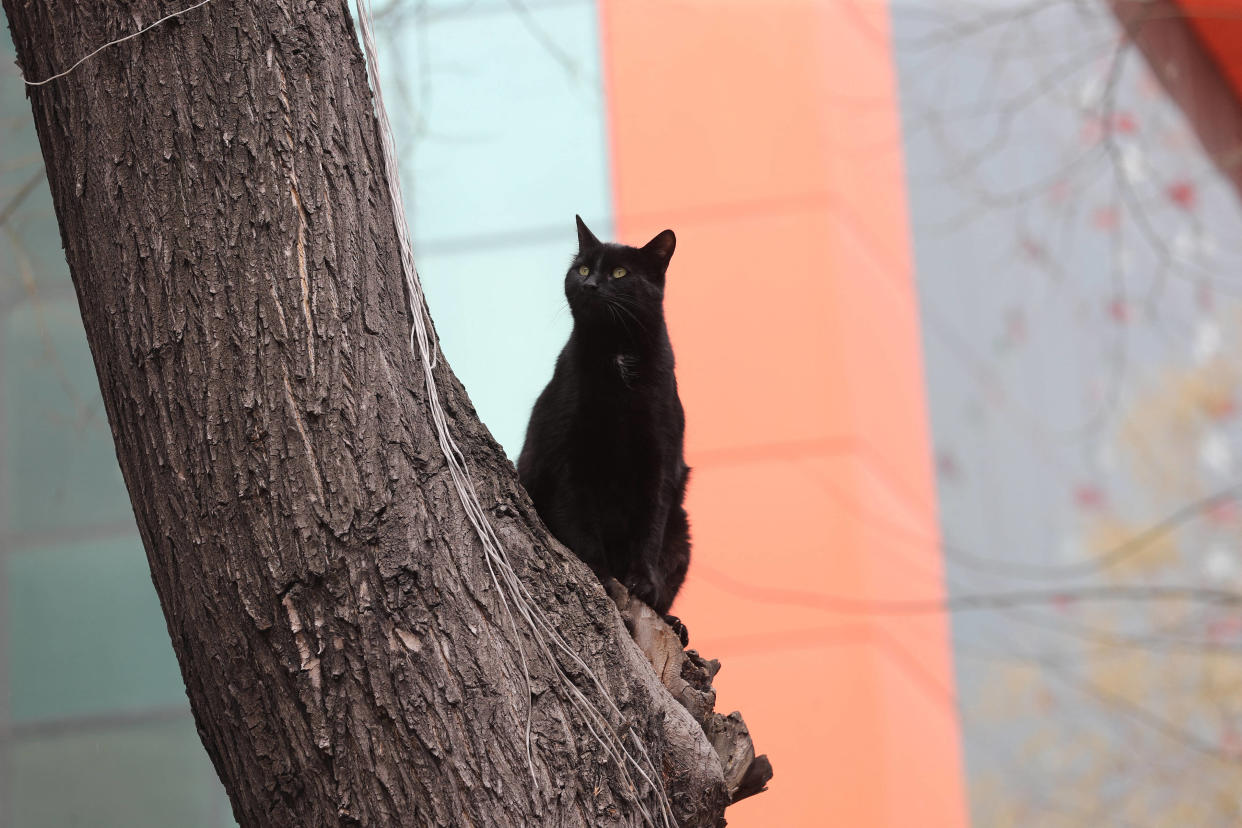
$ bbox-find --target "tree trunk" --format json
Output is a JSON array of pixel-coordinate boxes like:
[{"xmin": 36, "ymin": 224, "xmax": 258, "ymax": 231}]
[{"xmin": 2, "ymin": 0, "xmax": 766, "ymax": 825}]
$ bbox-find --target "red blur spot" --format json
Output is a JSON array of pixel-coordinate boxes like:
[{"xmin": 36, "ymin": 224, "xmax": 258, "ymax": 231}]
[
  {"xmin": 1074, "ymin": 485, "xmax": 1107, "ymax": 510},
  {"xmin": 1092, "ymin": 206, "xmax": 1120, "ymax": 231},
  {"xmin": 1166, "ymin": 180, "xmax": 1197, "ymax": 209}
]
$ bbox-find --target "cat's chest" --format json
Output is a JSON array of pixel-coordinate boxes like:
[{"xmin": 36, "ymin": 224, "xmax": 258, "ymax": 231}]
[
  {"xmin": 571, "ymin": 378, "xmax": 644, "ymax": 438},
  {"xmin": 577, "ymin": 355, "xmax": 656, "ymax": 415},
  {"xmin": 574, "ymin": 351, "xmax": 648, "ymax": 397}
]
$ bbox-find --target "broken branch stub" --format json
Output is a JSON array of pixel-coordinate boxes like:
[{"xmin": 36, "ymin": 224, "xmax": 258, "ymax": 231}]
[{"xmin": 607, "ymin": 580, "xmax": 773, "ymax": 807}]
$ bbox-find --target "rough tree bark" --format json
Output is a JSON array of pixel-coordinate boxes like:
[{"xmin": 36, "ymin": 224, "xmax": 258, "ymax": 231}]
[{"xmin": 3, "ymin": 0, "xmax": 768, "ymax": 825}]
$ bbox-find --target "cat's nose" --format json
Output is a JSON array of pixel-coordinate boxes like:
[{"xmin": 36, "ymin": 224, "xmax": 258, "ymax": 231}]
[{"xmin": 583, "ymin": 280, "xmax": 599, "ymax": 291}]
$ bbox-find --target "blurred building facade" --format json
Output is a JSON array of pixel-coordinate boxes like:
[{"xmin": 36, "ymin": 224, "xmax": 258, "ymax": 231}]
[{"xmin": 4, "ymin": 1, "xmax": 1242, "ymax": 826}]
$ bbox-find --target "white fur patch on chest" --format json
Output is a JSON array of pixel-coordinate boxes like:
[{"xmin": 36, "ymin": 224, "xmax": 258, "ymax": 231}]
[{"xmin": 614, "ymin": 353, "xmax": 636, "ymax": 386}]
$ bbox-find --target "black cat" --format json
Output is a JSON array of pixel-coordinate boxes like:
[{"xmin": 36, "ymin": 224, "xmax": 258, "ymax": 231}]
[{"xmin": 518, "ymin": 216, "xmax": 691, "ymax": 628}]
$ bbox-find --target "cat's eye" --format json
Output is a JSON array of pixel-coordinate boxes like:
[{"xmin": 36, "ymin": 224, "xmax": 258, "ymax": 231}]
[
  {"xmin": 612, "ymin": 268, "xmax": 627, "ymax": 279},
  {"xmin": 578, "ymin": 266, "xmax": 590, "ymax": 276}
]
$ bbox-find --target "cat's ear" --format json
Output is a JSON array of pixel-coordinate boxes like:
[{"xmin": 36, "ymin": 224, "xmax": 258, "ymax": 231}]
[
  {"xmin": 575, "ymin": 215, "xmax": 601, "ymax": 253},
  {"xmin": 642, "ymin": 229, "xmax": 676, "ymax": 273}
]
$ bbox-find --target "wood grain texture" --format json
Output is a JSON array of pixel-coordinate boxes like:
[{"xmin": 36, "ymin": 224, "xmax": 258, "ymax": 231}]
[{"xmin": 2, "ymin": 0, "xmax": 764, "ymax": 824}]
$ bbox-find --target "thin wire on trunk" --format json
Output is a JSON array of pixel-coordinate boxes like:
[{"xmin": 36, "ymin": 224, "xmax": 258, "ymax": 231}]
[{"xmin": 21, "ymin": 0, "xmax": 214, "ymax": 87}]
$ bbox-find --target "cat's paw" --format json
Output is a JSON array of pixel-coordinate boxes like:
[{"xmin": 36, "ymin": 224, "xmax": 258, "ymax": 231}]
[
  {"xmin": 626, "ymin": 578, "xmax": 660, "ymax": 610},
  {"xmin": 662, "ymin": 613, "xmax": 689, "ymax": 647}
]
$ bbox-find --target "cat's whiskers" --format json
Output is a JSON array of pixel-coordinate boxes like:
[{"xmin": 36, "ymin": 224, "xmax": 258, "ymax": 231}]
[
  {"xmin": 604, "ymin": 302, "xmax": 636, "ymax": 340},
  {"xmin": 605, "ymin": 301, "xmax": 636, "ymax": 339},
  {"xmin": 606, "ymin": 297, "xmax": 650, "ymax": 338}
]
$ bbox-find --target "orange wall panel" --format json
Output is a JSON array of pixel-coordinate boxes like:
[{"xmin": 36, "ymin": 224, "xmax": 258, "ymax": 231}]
[{"xmin": 600, "ymin": 1, "xmax": 967, "ymax": 825}]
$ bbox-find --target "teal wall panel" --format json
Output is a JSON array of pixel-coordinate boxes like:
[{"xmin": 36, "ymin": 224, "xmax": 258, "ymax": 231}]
[
  {"xmin": 4, "ymin": 300, "xmax": 135, "ymax": 535},
  {"xmin": 384, "ymin": 0, "xmax": 609, "ymax": 246},
  {"xmin": 11, "ymin": 717, "xmax": 231, "ymax": 828},
  {"xmin": 418, "ymin": 242, "xmax": 574, "ymax": 455},
  {"xmin": 7, "ymin": 537, "xmax": 186, "ymax": 724}
]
